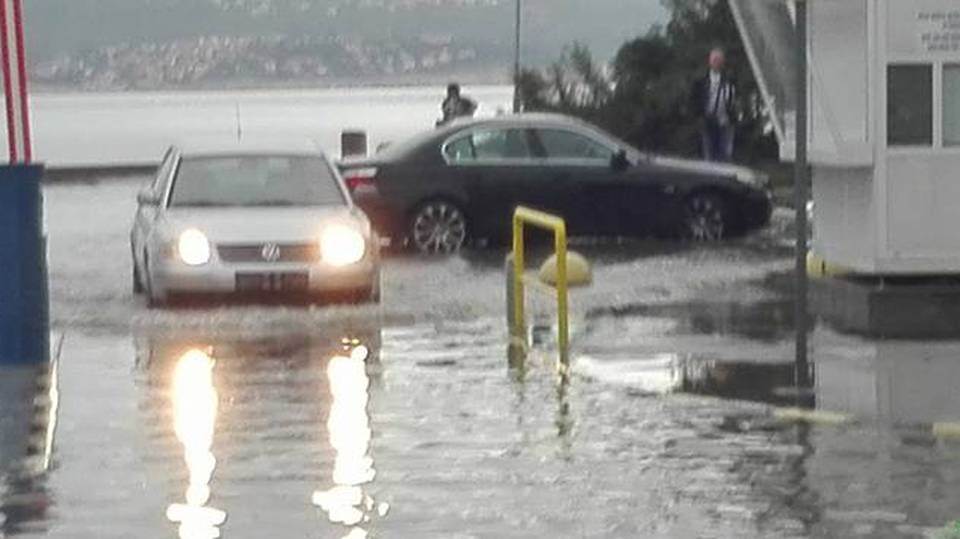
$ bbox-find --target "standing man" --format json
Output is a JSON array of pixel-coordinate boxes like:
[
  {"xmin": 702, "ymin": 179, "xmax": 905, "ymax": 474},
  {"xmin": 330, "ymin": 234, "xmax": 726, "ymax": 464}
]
[
  {"xmin": 691, "ymin": 48, "xmax": 738, "ymax": 162},
  {"xmin": 438, "ymin": 83, "xmax": 477, "ymax": 127}
]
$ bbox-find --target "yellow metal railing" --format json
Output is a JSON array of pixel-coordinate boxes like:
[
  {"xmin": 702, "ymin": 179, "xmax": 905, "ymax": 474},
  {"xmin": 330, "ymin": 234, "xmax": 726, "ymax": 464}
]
[{"xmin": 510, "ymin": 206, "xmax": 569, "ymax": 362}]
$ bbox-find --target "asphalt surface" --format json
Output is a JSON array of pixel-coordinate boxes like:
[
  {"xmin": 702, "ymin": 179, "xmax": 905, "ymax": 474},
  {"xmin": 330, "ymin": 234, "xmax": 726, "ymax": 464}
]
[{"xmin": 1, "ymin": 177, "xmax": 959, "ymax": 538}]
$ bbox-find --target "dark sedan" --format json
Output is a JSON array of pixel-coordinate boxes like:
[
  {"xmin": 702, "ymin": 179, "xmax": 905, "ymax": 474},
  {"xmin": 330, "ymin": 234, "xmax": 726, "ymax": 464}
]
[{"xmin": 340, "ymin": 113, "xmax": 773, "ymax": 253}]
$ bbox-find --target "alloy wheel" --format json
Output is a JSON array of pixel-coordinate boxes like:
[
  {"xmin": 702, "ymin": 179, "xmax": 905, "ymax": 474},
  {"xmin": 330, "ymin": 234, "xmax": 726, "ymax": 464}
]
[
  {"xmin": 684, "ymin": 194, "xmax": 726, "ymax": 242},
  {"xmin": 410, "ymin": 201, "xmax": 468, "ymax": 254}
]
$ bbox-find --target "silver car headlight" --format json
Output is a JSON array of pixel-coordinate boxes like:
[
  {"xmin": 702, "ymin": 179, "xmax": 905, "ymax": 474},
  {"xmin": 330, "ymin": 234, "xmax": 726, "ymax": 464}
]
[
  {"xmin": 178, "ymin": 229, "xmax": 211, "ymax": 266},
  {"xmin": 320, "ymin": 224, "xmax": 366, "ymax": 267}
]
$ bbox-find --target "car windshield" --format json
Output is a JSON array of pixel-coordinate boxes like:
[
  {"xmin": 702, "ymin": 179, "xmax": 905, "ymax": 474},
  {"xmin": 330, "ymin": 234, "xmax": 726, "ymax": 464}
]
[{"xmin": 169, "ymin": 155, "xmax": 345, "ymax": 208}]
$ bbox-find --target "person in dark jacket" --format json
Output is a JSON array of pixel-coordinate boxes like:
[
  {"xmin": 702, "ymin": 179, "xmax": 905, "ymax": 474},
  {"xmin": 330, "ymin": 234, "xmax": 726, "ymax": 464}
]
[
  {"xmin": 438, "ymin": 83, "xmax": 477, "ymax": 126},
  {"xmin": 691, "ymin": 48, "xmax": 738, "ymax": 162}
]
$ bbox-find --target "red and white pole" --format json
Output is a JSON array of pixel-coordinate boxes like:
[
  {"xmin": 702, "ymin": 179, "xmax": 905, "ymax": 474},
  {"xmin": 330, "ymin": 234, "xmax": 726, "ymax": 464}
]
[
  {"xmin": 0, "ymin": 0, "xmax": 31, "ymax": 164},
  {"xmin": 0, "ymin": 0, "xmax": 42, "ymax": 367}
]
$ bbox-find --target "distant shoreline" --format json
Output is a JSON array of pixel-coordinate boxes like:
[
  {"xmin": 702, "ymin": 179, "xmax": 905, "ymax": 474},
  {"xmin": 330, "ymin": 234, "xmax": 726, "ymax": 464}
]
[{"xmin": 29, "ymin": 72, "xmax": 513, "ymax": 95}]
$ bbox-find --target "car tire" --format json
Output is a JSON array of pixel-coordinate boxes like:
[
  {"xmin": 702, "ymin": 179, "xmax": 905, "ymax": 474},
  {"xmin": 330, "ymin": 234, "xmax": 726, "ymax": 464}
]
[
  {"xmin": 408, "ymin": 200, "xmax": 469, "ymax": 255},
  {"xmin": 369, "ymin": 273, "xmax": 382, "ymax": 304},
  {"xmin": 347, "ymin": 274, "xmax": 382, "ymax": 304},
  {"xmin": 325, "ymin": 286, "xmax": 380, "ymax": 306},
  {"xmin": 132, "ymin": 258, "xmax": 144, "ymax": 295},
  {"xmin": 143, "ymin": 253, "xmax": 165, "ymax": 308},
  {"xmin": 681, "ymin": 192, "xmax": 728, "ymax": 242}
]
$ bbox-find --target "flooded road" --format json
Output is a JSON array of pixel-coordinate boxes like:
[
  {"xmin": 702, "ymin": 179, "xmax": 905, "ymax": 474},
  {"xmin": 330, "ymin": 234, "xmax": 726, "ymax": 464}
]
[{"xmin": 2, "ymin": 177, "xmax": 960, "ymax": 538}]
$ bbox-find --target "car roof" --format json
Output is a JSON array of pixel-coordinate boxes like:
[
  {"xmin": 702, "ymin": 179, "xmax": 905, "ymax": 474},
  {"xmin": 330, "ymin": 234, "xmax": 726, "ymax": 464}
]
[
  {"xmin": 445, "ymin": 112, "xmax": 591, "ymax": 130},
  {"xmin": 174, "ymin": 137, "xmax": 323, "ymax": 157}
]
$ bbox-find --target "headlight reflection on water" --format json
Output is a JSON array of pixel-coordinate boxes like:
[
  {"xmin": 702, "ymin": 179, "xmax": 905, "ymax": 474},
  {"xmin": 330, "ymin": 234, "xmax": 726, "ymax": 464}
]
[
  {"xmin": 166, "ymin": 349, "xmax": 226, "ymax": 539},
  {"xmin": 313, "ymin": 342, "xmax": 388, "ymax": 538}
]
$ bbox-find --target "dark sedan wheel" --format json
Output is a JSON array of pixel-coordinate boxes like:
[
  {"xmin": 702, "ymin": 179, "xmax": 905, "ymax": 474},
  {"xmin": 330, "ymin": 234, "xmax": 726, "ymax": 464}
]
[
  {"xmin": 410, "ymin": 201, "xmax": 468, "ymax": 254},
  {"xmin": 682, "ymin": 193, "xmax": 727, "ymax": 242}
]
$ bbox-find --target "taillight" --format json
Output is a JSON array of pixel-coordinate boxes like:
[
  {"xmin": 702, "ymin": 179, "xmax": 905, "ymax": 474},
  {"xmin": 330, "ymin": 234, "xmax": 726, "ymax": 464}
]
[{"xmin": 343, "ymin": 167, "xmax": 378, "ymax": 193}]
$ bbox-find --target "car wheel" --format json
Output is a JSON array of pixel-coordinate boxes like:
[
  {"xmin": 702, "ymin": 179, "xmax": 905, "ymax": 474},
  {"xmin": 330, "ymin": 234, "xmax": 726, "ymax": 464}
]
[
  {"xmin": 346, "ymin": 274, "xmax": 382, "ymax": 304},
  {"xmin": 682, "ymin": 193, "xmax": 727, "ymax": 242},
  {"xmin": 132, "ymin": 251, "xmax": 144, "ymax": 294},
  {"xmin": 369, "ymin": 273, "xmax": 382, "ymax": 304},
  {"xmin": 325, "ymin": 285, "xmax": 380, "ymax": 305},
  {"xmin": 409, "ymin": 200, "xmax": 469, "ymax": 254},
  {"xmin": 143, "ymin": 253, "xmax": 165, "ymax": 308},
  {"xmin": 133, "ymin": 265, "xmax": 144, "ymax": 294}
]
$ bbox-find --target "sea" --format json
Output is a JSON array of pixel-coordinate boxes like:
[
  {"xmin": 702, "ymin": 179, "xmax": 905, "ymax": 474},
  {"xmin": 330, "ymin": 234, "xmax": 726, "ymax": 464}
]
[{"xmin": 11, "ymin": 85, "xmax": 514, "ymax": 168}]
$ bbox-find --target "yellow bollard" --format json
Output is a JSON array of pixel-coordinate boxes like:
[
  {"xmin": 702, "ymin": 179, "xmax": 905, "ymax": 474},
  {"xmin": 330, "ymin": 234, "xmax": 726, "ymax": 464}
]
[
  {"xmin": 807, "ymin": 252, "xmax": 849, "ymax": 278},
  {"xmin": 539, "ymin": 251, "xmax": 592, "ymax": 288},
  {"xmin": 773, "ymin": 407, "xmax": 852, "ymax": 425},
  {"xmin": 933, "ymin": 422, "xmax": 960, "ymax": 439}
]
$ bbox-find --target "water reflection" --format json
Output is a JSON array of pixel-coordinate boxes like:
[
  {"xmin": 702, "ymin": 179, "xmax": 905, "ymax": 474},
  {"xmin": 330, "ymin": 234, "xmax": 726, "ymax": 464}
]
[
  {"xmin": 312, "ymin": 341, "xmax": 388, "ymax": 538},
  {"xmin": 165, "ymin": 348, "xmax": 226, "ymax": 539},
  {"xmin": 0, "ymin": 358, "xmax": 59, "ymax": 537},
  {"xmin": 580, "ymin": 327, "xmax": 960, "ymax": 432},
  {"xmin": 816, "ymin": 333, "xmax": 960, "ymax": 428},
  {"xmin": 590, "ymin": 298, "xmax": 796, "ymax": 343},
  {"xmin": 134, "ymin": 325, "xmax": 383, "ymax": 538}
]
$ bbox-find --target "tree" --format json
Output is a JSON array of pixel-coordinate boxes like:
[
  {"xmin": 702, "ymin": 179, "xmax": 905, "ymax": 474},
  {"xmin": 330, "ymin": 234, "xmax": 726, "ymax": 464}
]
[
  {"xmin": 516, "ymin": 42, "xmax": 612, "ymax": 117},
  {"xmin": 517, "ymin": 0, "xmax": 778, "ymax": 164}
]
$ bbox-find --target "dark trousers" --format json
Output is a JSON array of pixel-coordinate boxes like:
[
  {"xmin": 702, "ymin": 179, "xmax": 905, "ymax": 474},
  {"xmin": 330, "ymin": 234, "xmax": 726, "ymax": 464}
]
[{"xmin": 702, "ymin": 120, "xmax": 735, "ymax": 162}]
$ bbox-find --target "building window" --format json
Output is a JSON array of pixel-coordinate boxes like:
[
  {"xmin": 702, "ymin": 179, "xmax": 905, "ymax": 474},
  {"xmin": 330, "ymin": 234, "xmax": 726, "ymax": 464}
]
[
  {"xmin": 887, "ymin": 64, "xmax": 932, "ymax": 146},
  {"xmin": 944, "ymin": 65, "xmax": 960, "ymax": 146}
]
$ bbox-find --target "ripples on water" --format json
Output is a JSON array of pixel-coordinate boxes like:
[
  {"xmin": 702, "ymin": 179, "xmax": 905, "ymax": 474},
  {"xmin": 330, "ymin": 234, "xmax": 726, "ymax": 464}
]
[
  {"xmin": 3, "ymin": 319, "xmax": 954, "ymax": 538},
  {"xmin": 2, "ymin": 181, "xmax": 956, "ymax": 537}
]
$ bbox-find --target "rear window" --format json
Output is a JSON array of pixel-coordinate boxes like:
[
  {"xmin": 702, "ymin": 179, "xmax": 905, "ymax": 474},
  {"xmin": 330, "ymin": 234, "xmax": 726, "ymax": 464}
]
[
  {"xmin": 169, "ymin": 155, "xmax": 345, "ymax": 208},
  {"xmin": 374, "ymin": 128, "xmax": 446, "ymax": 161}
]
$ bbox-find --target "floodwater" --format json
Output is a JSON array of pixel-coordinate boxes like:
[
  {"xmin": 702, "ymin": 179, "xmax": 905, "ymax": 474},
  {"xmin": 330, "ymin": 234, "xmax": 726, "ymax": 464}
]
[{"xmin": 2, "ymin": 178, "xmax": 960, "ymax": 538}]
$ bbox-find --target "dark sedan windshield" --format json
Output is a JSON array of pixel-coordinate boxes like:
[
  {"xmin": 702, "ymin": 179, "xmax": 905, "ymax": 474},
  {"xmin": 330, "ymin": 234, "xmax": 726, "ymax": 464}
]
[{"xmin": 169, "ymin": 155, "xmax": 346, "ymax": 208}]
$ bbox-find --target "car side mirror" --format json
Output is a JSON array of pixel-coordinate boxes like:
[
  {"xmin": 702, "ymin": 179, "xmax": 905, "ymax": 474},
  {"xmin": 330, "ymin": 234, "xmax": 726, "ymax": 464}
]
[
  {"xmin": 610, "ymin": 150, "xmax": 630, "ymax": 172},
  {"xmin": 137, "ymin": 189, "xmax": 160, "ymax": 206}
]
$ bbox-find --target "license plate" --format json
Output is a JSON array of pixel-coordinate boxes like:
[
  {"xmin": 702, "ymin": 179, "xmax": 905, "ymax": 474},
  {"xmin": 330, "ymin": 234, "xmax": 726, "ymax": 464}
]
[{"xmin": 236, "ymin": 272, "xmax": 309, "ymax": 292}]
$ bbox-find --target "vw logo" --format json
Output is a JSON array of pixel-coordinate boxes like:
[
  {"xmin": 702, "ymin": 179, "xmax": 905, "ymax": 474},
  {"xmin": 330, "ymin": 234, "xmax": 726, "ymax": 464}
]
[{"xmin": 261, "ymin": 243, "xmax": 281, "ymax": 262}]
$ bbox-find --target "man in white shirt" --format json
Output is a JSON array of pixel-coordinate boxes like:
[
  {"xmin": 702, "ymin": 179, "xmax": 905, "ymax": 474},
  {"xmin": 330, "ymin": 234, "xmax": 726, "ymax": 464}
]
[{"xmin": 691, "ymin": 48, "xmax": 738, "ymax": 162}]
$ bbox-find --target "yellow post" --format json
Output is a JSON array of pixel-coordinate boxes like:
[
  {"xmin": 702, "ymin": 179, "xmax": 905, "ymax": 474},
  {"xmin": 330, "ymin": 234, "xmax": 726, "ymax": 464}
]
[
  {"xmin": 510, "ymin": 207, "xmax": 570, "ymax": 364},
  {"xmin": 555, "ymin": 221, "xmax": 568, "ymax": 364},
  {"xmin": 512, "ymin": 212, "xmax": 525, "ymax": 343}
]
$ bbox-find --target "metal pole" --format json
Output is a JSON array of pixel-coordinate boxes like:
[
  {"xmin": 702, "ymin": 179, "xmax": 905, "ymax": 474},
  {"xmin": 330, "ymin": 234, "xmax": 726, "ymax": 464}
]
[
  {"xmin": 555, "ymin": 224, "xmax": 569, "ymax": 366},
  {"xmin": 0, "ymin": 0, "xmax": 32, "ymax": 163},
  {"xmin": 794, "ymin": 0, "xmax": 810, "ymax": 383},
  {"xmin": 512, "ymin": 0, "xmax": 522, "ymax": 113},
  {"xmin": 0, "ymin": 0, "xmax": 46, "ymax": 366}
]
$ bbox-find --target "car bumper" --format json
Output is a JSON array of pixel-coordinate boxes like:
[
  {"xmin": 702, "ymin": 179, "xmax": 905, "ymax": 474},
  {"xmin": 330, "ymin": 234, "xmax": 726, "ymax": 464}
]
[
  {"xmin": 151, "ymin": 257, "xmax": 379, "ymax": 297},
  {"xmin": 355, "ymin": 193, "xmax": 405, "ymax": 240}
]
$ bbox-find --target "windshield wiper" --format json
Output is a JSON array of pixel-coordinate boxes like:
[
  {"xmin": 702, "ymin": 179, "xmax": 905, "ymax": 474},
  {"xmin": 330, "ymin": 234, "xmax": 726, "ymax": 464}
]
[
  {"xmin": 174, "ymin": 200, "xmax": 308, "ymax": 208},
  {"xmin": 255, "ymin": 200, "xmax": 302, "ymax": 207},
  {"xmin": 174, "ymin": 200, "xmax": 236, "ymax": 207}
]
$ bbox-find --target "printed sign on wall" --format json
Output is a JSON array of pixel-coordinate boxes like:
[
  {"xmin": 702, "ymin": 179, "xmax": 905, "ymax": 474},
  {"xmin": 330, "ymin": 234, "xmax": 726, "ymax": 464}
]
[
  {"xmin": 888, "ymin": 0, "xmax": 960, "ymax": 57},
  {"xmin": 918, "ymin": 9, "xmax": 960, "ymax": 52}
]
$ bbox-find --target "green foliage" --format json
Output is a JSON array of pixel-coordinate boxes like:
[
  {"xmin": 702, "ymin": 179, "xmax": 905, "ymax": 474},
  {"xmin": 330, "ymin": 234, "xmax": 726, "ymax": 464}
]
[
  {"xmin": 934, "ymin": 520, "xmax": 960, "ymax": 539},
  {"xmin": 517, "ymin": 0, "xmax": 778, "ymax": 164}
]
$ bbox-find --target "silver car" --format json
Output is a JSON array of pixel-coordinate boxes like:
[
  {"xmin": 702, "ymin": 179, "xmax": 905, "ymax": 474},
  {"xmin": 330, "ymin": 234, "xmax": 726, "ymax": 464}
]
[{"xmin": 130, "ymin": 139, "xmax": 381, "ymax": 307}]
